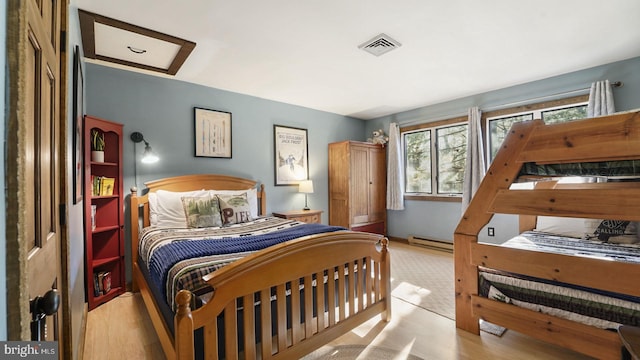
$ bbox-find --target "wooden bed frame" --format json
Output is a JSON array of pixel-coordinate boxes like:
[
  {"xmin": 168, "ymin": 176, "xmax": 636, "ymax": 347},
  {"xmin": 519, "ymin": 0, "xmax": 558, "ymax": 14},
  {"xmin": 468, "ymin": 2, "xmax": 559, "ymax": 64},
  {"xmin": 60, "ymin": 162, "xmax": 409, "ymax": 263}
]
[
  {"xmin": 454, "ymin": 110, "xmax": 640, "ymax": 359},
  {"xmin": 129, "ymin": 174, "xmax": 391, "ymax": 360}
]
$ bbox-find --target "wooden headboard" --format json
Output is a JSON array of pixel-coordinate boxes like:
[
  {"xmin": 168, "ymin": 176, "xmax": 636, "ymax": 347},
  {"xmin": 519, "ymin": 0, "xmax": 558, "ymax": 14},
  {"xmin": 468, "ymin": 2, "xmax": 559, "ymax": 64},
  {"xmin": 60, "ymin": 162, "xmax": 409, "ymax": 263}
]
[{"xmin": 129, "ymin": 174, "xmax": 266, "ymax": 264}]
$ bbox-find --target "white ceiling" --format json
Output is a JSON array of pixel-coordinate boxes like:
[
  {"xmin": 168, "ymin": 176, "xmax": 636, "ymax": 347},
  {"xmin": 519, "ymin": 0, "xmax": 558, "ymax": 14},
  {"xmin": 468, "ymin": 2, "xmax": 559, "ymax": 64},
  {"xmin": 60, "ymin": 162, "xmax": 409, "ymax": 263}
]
[{"xmin": 76, "ymin": 0, "xmax": 640, "ymax": 120}]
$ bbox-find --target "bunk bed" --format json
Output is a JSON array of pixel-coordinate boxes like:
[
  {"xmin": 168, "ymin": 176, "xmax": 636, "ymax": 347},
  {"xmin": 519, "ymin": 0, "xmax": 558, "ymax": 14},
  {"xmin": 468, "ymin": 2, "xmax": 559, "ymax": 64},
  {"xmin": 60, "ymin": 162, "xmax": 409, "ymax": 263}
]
[
  {"xmin": 454, "ymin": 110, "xmax": 640, "ymax": 359},
  {"xmin": 129, "ymin": 174, "xmax": 391, "ymax": 360}
]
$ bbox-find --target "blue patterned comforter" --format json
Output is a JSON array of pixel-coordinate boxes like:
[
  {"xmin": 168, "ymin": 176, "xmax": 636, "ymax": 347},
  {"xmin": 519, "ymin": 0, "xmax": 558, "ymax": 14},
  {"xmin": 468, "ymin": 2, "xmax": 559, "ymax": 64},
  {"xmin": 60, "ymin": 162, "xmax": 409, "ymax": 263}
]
[
  {"xmin": 479, "ymin": 231, "xmax": 640, "ymax": 329},
  {"xmin": 138, "ymin": 217, "xmax": 345, "ymax": 309}
]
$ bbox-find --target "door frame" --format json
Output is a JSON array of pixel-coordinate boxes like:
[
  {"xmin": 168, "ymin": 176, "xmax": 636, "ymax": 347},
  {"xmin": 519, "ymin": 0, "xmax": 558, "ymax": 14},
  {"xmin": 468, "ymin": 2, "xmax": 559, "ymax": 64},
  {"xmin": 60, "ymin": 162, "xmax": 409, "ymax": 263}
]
[{"xmin": 5, "ymin": 0, "xmax": 71, "ymax": 356}]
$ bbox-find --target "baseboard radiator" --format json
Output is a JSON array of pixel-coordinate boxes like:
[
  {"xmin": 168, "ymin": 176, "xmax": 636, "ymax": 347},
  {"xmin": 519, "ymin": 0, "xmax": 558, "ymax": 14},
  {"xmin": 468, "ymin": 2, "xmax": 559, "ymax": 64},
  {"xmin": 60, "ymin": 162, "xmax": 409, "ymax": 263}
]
[{"xmin": 408, "ymin": 235, "xmax": 453, "ymax": 253}]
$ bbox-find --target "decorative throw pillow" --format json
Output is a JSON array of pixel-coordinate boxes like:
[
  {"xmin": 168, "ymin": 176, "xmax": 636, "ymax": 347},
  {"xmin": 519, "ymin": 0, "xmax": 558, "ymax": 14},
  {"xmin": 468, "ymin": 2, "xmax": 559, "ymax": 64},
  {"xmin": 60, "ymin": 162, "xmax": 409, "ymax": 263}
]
[
  {"xmin": 584, "ymin": 219, "xmax": 639, "ymax": 244},
  {"xmin": 216, "ymin": 193, "xmax": 253, "ymax": 225},
  {"xmin": 210, "ymin": 188, "xmax": 259, "ymax": 218},
  {"xmin": 181, "ymin": 196, "xmax": 222, "ymax": 228}
]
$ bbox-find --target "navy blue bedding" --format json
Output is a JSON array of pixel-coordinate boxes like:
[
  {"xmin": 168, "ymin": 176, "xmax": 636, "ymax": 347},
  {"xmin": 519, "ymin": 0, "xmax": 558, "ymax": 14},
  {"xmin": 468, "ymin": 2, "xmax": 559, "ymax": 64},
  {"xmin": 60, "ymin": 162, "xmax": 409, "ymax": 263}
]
[{"xmin": 138, "ymin": 217, "xmax": 345, "ymax": 309}]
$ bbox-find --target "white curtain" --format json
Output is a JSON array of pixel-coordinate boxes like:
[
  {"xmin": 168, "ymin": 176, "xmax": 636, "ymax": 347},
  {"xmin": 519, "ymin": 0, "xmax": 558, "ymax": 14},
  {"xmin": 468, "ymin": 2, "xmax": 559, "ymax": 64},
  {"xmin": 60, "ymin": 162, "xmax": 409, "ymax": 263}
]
[
  {"xmin": 386, "ymin": 122, "xmax": 404, "ymax": 210},
  {"xmin": 461, "ymin": 107, "xmax": 485, "ymax": 213},
  {"xmin": 587, "ymin": 80, "xmax": 616, "ymax": 117}
]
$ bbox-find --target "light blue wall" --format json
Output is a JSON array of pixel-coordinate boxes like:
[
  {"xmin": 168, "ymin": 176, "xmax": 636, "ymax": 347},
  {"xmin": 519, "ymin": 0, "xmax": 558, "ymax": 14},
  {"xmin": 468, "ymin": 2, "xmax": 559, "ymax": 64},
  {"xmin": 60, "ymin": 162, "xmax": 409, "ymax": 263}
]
[
  {"xmin": 67, "ymin": 3, "xmax": 86, "ymax": 358},
  {"xmin": 1, "ymin": 0, "xmax": 7, "ymax": 341},
  {"xmin": 367, "ymin": 56, "xmax": 640, "ymax": 245},
  {"xmin": 85, "ymin": 63, "xmax": 366, "ymax": 282}
]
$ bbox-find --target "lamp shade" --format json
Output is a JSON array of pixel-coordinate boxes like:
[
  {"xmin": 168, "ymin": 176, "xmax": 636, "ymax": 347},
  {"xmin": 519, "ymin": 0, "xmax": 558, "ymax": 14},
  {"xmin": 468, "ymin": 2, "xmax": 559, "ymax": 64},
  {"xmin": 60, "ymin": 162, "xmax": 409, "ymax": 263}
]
[
  {"xmin": 298, "ymin": 180, "xmax": 314, "ymax": 194},
  {"xmin": 141, "ymin": 144, "xmax": 159, "ymax": 164}
]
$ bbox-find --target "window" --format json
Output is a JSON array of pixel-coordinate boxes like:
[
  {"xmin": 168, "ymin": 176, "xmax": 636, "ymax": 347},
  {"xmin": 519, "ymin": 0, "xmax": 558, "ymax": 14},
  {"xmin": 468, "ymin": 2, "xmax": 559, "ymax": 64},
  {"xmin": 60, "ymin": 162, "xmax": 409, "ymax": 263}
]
[
  {"xmin": 487, "ymin": 102, "xmax": 588, "ymax": 161},
  {"xmin": 404, "ymin": 121, "xmax": 467, "ymax": 196},
  {"xmin": 401, "ymin": 95, "xmax": 588, "ymax": 201}
]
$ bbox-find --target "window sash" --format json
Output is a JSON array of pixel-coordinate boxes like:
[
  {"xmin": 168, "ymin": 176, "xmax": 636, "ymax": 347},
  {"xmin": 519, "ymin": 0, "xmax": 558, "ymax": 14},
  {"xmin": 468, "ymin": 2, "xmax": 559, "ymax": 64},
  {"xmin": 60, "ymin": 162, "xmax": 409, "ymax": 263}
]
[
  {"xmin": 486, "ymin": 102, "xmax": 588, "ymax": 162},
  {"xmin": 403, "ymin": 121, "xmax": 467, "ymax": 196}
]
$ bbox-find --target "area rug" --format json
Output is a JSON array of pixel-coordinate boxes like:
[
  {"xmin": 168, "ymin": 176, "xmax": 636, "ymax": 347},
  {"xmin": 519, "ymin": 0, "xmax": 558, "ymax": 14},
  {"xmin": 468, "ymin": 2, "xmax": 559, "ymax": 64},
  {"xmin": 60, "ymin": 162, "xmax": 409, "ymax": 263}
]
[
  {"xmin": 389, "ymin": 242, "xmax": 507, "ymax": 337},
  {"xmin": 303, "ymin": 345, "xmax": 424, "ymax": 360}
]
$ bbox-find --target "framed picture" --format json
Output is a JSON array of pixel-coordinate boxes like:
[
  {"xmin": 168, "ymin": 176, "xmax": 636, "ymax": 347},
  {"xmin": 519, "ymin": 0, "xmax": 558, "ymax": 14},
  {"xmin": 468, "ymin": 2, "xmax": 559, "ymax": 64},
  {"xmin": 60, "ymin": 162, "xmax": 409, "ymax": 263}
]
[
  {"xmin": 274, "ymin": 125, "xmax": 309, "ymax": 186},
  {"xmin": 194, "ymin": 107, "xmax": 232, "ymax": 158},
  {"xmin": 72, "ymin": 45, "xmax": 84, "ymax": 204}
]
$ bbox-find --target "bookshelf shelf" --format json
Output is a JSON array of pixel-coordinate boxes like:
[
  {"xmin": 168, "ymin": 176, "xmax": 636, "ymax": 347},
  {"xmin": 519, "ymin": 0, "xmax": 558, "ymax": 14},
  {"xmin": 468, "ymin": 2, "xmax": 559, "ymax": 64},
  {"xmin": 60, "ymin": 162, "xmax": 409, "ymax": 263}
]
[
  {"xmin": 92, "ymin": 256, "xmax": 121, "ymax": 268},
  {"xmin": 84, "ymin": 115, "xmax": 125, "ymax": 310},
  {"xmin": 91, "ymin": 195, "xmax": 119, "ymax": 200},
  {"xmin": 92, "ymin": 225, "xmax": 121, "ymax": 234}
]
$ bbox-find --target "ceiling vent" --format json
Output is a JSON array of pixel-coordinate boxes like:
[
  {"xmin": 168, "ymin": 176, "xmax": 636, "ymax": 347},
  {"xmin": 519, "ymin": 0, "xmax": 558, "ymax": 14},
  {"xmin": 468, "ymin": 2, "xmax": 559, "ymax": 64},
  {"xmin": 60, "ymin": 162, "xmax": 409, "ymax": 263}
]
[{"xmin": 358, "ymin": 33, "xmax": 401, "ymax": 56}]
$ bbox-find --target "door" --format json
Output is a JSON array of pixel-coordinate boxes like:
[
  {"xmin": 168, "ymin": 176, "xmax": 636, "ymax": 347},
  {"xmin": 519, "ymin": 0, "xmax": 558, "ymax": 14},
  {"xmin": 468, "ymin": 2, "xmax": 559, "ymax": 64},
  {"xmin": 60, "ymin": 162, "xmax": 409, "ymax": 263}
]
[
  {"xmin": 368, "ymin": 146, "xmax": 386, "ymax": 223},
  {"xmin": 350, "ymin": 144, "xmax": 371, "ymax": 224},
  {"xmin": 6, "ymin": 0, "xmax": 66, "ymax": 354}
]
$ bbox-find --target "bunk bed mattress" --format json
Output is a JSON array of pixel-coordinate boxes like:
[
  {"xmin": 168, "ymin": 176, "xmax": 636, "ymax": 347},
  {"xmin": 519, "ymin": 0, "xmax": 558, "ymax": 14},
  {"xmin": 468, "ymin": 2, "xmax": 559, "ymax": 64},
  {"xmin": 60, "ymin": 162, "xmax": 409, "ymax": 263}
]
[
  {"xmin": 479, "ymin": 231, "xmax": 640, "ymax": 329},
  {"xmin": 138, "ymin": 216, "xmax": 345, "ymax": 310}
]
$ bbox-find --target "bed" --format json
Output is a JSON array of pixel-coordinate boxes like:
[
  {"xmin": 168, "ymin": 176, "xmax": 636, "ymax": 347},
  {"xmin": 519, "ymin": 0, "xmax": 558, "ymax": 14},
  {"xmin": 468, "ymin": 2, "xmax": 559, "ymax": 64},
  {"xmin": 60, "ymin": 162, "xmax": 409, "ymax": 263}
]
[
  {"xmin": 454, "ymin": 109, "xmax": 640, "ymax": 359},
  {"xmin": 129, "ymin": 174, "xmax": 391, "ymax": 360}
]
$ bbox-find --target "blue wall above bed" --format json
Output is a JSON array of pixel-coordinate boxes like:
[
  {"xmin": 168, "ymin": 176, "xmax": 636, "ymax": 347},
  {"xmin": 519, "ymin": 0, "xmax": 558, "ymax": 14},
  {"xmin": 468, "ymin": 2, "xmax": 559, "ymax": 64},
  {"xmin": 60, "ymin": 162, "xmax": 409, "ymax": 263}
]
[
  {"xmin": 86, "ymin": 56, "xmax": 640, "ymax": 283},
  {"xmin": 85, "ymin": 64, "xmax": 366, "ymax": 281}
]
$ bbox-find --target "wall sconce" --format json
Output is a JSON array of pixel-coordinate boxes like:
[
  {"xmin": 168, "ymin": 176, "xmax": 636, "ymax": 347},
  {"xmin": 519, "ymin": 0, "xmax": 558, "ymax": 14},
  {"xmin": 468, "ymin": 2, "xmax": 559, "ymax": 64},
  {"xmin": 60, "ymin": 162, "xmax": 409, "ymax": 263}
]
[
  {"xmin": 131, "ymin": 131, "xmax": 159, "ymax": 192},
  {"xmin": 130, "ymin": 131, "xmax": 159, "ymax": 164},
  {"xmin": 298, "ymin": 180, "xmax": 314, "ymax": 211}
]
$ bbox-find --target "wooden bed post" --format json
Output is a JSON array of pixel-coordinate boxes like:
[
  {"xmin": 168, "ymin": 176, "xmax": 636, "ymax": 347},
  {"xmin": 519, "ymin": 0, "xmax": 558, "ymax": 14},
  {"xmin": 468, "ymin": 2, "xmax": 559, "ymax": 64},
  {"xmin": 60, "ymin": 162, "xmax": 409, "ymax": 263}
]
[
  {"xmin": 380, "ymin": 237, "xmax": 392, "ymax": 322},
  {"xmin": 175, "ymin": 290, "xmax": 195, "ymax": 360},
  {"xmin": 259, "ymin": 184, "xmax": 266, "ymax": 216}
]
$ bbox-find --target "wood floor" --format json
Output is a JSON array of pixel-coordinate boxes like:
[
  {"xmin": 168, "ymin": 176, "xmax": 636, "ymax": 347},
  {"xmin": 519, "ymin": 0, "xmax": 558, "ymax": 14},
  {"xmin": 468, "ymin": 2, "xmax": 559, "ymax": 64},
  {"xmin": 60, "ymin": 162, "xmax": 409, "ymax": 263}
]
[{"xmin": 82, "ymin": 244, "xmax": 594, "ymax": 360}]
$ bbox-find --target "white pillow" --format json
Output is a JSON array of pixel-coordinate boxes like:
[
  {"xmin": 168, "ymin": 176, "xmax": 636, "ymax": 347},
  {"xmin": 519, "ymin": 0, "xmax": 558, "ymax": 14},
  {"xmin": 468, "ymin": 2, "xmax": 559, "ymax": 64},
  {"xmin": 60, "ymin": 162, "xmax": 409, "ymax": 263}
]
[
  {"xmin": 153, "ymin": 189, "xmax": 209, "ymax": 228},
  {"xmin": 534, "ymin": 216, "xmax": 590, "ymax": 238},
  {"xmin": 148, "ymin": 192, "xmax": 159, "ymax": 226},
  {"xmin": 210, "ymin": 188, "xmax": 258, "ymax": 218},
  {"xmin": 535, "ymin": 216, "xmax": 640, "ymax": 244}
]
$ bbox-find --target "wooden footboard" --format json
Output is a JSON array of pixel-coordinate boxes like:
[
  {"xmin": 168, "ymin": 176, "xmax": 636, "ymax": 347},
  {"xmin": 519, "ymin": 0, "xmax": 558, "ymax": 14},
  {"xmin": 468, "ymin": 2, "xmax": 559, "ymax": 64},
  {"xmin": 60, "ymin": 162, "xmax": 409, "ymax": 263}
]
[
  {"xmin": 173, "ymin": 232, "xmax": 391, "ymax": 360},
  {"xmin": 129, "ymin": 174, "xmax": 391, "ymax": 360}
]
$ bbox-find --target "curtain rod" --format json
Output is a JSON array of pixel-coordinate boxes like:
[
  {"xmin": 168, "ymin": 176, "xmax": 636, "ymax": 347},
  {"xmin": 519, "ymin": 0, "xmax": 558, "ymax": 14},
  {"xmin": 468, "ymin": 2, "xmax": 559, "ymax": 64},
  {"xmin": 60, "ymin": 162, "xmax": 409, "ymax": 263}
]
[
  {"xmin": 400, "ymin": 81, "xmax": 623, "ymax": 126},
  {"xmin": 483, "ymin": 80, "xmax": 623, "ymax": 113}
]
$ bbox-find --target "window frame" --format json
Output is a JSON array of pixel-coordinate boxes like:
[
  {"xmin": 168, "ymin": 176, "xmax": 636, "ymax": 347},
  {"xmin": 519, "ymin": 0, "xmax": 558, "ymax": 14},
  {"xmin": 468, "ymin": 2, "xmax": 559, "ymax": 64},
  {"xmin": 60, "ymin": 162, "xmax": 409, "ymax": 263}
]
[
  {"xmin": 402, "ymin": 116, "xmax": 467, "ymax": 202},
  {"xmin": 400, "ymin": 94, "xmax": 589, "ymax": 202},
  {"xmin": 483, "ymin": 95, "xmax": 589, "ymax": 164}
]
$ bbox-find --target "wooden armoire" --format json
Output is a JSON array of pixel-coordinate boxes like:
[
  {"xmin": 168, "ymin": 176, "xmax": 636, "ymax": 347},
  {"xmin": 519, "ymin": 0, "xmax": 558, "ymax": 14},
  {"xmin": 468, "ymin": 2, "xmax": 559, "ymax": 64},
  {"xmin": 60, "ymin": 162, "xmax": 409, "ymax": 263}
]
[{"xmin": 328, "ymin": 141, "xmax": 386, "ymax": 235}]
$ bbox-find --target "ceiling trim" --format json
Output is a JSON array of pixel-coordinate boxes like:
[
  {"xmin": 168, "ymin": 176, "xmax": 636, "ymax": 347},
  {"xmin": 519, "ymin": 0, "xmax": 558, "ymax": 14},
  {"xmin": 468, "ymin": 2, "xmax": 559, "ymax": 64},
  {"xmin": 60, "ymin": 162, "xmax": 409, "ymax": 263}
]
[{"xmin": 78, "ymin": 9, "xmax": 196, "ymax": 75}]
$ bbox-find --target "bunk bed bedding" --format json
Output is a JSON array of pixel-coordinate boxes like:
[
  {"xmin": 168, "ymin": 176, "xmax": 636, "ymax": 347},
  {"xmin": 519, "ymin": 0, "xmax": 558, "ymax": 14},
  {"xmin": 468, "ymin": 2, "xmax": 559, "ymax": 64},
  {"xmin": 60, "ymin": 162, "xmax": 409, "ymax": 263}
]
[{"xmin": 478, "ymin": 230, "xmax": 640, "ymax": 330}]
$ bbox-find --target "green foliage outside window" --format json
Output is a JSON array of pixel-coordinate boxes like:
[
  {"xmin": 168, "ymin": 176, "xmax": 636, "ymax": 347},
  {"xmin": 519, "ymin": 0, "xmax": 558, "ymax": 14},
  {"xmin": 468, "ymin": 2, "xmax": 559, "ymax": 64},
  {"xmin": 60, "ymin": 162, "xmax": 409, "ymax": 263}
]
[
  {"xmin": 404, "ymin": 131, "xmax": 432, "ymax": 193},
  {"xmin": 437, "ymin": 124, "xmax": 467, "ymax": 194}
]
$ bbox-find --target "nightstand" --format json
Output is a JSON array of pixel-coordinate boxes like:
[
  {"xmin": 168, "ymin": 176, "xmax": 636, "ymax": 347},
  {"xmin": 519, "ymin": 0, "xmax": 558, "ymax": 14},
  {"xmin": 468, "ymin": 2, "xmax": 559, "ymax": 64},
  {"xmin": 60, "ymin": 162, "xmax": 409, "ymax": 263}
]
[{"xmin": 272, "ymin": 209, "xmax": 323, "ymax": 224}]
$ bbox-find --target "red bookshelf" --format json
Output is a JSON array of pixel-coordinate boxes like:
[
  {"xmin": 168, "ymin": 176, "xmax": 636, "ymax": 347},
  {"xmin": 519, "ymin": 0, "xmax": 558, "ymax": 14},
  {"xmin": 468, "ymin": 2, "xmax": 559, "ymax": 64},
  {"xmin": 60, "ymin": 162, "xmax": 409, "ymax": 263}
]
[{"xmin": 84, "ymin": 115, "xmax": 125, "ymax": 310}]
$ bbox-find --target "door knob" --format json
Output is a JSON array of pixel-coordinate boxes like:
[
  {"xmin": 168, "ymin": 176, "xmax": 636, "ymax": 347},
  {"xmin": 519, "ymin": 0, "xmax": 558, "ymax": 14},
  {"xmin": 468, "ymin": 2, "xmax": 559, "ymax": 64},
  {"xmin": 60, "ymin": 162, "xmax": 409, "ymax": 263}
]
[
  {"xmin": 30, "ymin": 289, "xmax": 60, "ymax": 341},
  {"xmin": 31, "ymin": 289, "xmax": 60, "ymax": 317}
]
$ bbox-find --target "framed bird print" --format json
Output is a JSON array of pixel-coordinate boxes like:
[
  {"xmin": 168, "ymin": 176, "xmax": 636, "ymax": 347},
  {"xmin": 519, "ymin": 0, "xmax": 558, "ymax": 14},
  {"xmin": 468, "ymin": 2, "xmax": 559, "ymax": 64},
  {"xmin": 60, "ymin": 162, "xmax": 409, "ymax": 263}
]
[{"xmin": 274, "ymin": 125, "xmax": 309, "ymax": 186}]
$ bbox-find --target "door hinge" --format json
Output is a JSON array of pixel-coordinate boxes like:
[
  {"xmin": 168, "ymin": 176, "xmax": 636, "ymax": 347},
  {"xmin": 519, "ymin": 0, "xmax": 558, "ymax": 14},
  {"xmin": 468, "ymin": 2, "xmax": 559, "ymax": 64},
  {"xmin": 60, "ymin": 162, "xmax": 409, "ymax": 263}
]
[{"xmin": 59, "ymin": 204, "xmax": 66, "ymax": 226}]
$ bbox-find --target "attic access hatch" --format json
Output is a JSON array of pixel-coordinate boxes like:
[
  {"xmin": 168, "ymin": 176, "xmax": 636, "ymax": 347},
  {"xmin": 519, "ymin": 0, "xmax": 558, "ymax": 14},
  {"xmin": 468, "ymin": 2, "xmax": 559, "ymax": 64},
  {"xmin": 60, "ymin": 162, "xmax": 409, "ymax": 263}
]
[
  {"xmin": 78, "ymin": 9, "xmax": 196, "ymax": 75},
  {"xmin": 358, "ymin": 33, "xmax": 402, "ymax": 56}
]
